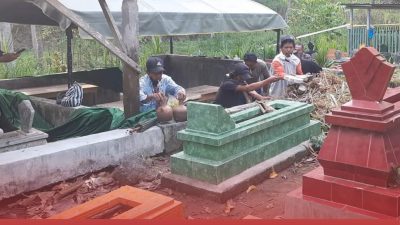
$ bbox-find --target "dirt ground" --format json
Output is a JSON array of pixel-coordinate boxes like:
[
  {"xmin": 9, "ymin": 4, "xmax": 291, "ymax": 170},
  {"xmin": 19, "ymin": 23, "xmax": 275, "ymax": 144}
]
[{"xmin": 0, "ymin": 154, "xmax": 319, "ymax": 219}]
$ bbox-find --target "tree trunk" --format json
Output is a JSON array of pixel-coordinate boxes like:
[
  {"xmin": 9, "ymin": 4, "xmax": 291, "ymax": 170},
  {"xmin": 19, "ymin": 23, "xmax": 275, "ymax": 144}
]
[
  {"xmin": 30, "ymin": 25, "xmax": 43, "ymax": 59},
  {"xmin": 0, "ymin": 23, "xmax": 14, "ymax": 53},
  {"xmin": 121, "ymin": 0, "xmax": 140, "ymax": 117}
]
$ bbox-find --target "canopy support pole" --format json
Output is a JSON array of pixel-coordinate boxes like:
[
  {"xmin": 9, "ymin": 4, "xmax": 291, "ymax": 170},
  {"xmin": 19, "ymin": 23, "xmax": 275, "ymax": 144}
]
[
  {"xmin": 122, "ymin": 0, "xmax": 141, "ymax": 117},
  {"xmin": 98, "ymin": 0, "xmax": 126, "ymax": 52},
  {"xmin": 43, "ymin": 0, "xmax": 140, "ymax": 73},
  {"xmin": 66, "ymin": 26, "xmax": 73, "ymax": 88},
  {"xmin": 275, "ymin": 29, "xmax": 281, "ymax": 54},
  {"xmin": 169, "ymin": 36, "xmax": 174, "ymax": 54}
]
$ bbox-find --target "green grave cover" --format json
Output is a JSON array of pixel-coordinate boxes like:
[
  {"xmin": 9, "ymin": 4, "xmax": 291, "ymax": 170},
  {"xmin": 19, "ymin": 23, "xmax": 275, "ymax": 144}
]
[{"xmin": 0, "ymin": 89, "xmax": 156, "ymax": 142}]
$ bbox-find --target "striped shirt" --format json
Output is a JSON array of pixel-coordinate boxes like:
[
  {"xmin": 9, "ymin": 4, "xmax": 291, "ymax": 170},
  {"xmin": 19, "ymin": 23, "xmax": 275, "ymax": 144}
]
[{"xmin": 139, "ymin": 74, "xmax": 184, "ymax": 113}]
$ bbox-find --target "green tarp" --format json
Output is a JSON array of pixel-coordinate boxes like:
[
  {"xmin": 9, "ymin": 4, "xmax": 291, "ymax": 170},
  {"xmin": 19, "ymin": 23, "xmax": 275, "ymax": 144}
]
[{"xmin": 0, "ymin": 89, "xmax": 156, "ymax": 142}]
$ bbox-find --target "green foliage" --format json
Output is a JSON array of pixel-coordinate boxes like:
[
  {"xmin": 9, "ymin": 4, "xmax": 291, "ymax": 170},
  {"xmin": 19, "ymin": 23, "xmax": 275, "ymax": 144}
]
[
  {"xmin": 314, "ymin": 34, "xmax": 344, "ymax": 68},
  {"xmin": 288, "ymin": 0, "xmax": 345, "ymax": 36},
  {"xmin": 310, "ymin": 133, "xmax": 326, "ymax": 150}
]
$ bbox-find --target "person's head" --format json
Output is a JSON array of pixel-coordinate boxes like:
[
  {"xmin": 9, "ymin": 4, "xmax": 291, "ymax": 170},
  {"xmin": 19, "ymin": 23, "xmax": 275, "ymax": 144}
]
[
  {"xmin": 243, "ymin": 53, "xmax": 258, "ymax": 70},
  {"xmin": 280, "ymin": 35, "xmax": 296, "ymax": 57},
  {"xmin": 294, "ymin": 44, "xmax": 304, "ymax": 57},
  {"xmin": 146, "ymin": 57, "xmax": 165, "ymax": 82},
  {"xmin": 229, "ymin": 63, "xmax": 251, "ymax": 81}
]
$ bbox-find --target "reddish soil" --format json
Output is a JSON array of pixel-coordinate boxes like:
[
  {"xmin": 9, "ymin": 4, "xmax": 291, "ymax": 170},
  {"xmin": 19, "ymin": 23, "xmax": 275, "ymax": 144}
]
[{"xmin": 0, "ymin": 155, "xmax": 318, "ymax": 219}]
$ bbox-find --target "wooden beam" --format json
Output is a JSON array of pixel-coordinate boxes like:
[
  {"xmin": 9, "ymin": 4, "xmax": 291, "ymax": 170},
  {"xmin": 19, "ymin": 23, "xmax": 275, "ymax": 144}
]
[
  {"xmin": 66, "ymin": 26, "xmax": 73, "ymax": 88},
  {"xmin": 98, "ymin": 0, "xmax": 126, "ymax": 53},
  {"xmin": 122, "ymin": 0, "xmax": 140, "ymax": 117},
  {"xmin": 43, "ymin": 0, "xmax": 140, "ymax": 73}
]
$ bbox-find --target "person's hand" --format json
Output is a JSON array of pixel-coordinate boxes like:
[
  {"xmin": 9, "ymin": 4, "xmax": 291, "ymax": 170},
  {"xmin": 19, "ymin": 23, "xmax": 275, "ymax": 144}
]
[
  {"xmin": 151, "ymin": 93, "xmax": 163, "ymax": 103},
  {"xmin": 177, "ymin": 91, "xmax": 186, "ymax": 102},
  {"xmin": 272, "ymin": 76, "xmax": 282, "ymax": 81}
]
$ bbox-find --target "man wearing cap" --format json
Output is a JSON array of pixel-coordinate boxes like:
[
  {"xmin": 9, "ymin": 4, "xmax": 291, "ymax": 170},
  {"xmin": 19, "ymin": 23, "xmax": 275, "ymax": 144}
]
[
  {"xmin": 139, "ymin": 57, "xmax": 186, "ymax": 112},
  {"xmin": 215, "ymin": 63, "xmax": 279, "ymax": 108},
  {"xmin": 243, "ymin": 53, "xmax": 271, "ymax": 95}
]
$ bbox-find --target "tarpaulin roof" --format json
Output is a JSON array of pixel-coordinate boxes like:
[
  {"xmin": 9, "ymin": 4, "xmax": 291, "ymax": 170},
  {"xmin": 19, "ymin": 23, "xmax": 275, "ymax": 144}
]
[{"xmin": 0, "ymin": 0, "xmax": 287, "ymax": 37}]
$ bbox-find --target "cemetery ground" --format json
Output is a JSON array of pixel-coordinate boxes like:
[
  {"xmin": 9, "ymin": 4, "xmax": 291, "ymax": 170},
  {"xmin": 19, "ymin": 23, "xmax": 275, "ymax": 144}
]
[{"xmin": 0, "ymin": 152, "xmax": 319, "ymax": 219}]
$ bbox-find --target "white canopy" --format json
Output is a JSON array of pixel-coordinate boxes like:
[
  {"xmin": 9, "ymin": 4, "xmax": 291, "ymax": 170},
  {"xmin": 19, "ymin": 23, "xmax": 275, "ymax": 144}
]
[{"xmin": 1, "ymin": 0, "xmax": 287, "ymax": 37}]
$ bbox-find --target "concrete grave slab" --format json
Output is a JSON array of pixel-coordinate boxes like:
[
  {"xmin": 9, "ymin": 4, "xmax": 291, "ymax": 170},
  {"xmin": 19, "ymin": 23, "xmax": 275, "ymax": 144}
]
[
  {"xmin": 162, "ymin": 142, "xmax": 310, "ymax": 203},
  {"xmin": 0, "ymin": 127, "xmax": 163, "ymax": 200}
]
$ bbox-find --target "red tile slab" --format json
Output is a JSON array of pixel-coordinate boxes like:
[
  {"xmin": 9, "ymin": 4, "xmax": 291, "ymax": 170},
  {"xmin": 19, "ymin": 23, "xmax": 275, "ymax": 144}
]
[
  {"xmin": 331, "ymin": 183, "xmax": 363, "ymax": 208},
  {"xmin": 302, "ymin": 176, "xmax": 332, "ymax": 201},
  {"xmin": 362, "ymin": 188, "xmax": 400, "ymax": 217},
  {"xmin": 341, "ymin": 100, "xmax": 394, "ymax": 114}
]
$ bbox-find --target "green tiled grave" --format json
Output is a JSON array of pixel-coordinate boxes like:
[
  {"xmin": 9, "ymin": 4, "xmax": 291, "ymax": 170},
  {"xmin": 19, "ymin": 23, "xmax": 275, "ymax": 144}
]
[{"xmin": 170, "ymin": 100, "xmax": 321, "ymax": 184}]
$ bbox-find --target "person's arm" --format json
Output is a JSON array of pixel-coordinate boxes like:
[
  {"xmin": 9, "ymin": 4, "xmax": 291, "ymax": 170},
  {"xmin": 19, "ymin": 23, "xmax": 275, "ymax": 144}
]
[
  {"xmin": 271, "ymin": 60, "xmax": 285, "ymax": 78},
  {"xmin": 235, "ymin": 76, "xmax": 279, "ymax": 92},
  {"xmin": 165, "ymin": 76, "xmax": 186, "ymax": 101},
  {"xmin": 248, "ymin": 90, "xmax": 269, "ymax": 101},
  {"xmin": 140, "ymin": 78, "xmax": 162, "ymax": 103},
  {"xmin": 261, "ymin": 63, "xmax": 271, "ymax": 94},
  {"xmin": 296, "ymin": 63, "xmax": 303, "ymax": 75}
]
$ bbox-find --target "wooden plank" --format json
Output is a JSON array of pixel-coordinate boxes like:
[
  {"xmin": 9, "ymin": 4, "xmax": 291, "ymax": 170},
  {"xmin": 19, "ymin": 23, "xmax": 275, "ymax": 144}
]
[
  {"xmin": 122, "ymin": 0, "xmax": 140, "ymax": 117},
  {"xmin": 43, "ymin": 0, "xmax": 140, "ymax": 73},
  {"xmin": 17, "ymin": 84, "xmax": 98, "ymax": 97},
  {"xmin": 98, "ymin": 0, "xmax": 126, "ymax": 53}
]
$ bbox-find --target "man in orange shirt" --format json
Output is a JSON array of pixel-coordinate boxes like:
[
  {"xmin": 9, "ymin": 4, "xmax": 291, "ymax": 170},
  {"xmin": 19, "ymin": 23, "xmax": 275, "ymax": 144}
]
[{"xmin": 269, "ymin": 35, "xmax": 303, "ymax": 98}]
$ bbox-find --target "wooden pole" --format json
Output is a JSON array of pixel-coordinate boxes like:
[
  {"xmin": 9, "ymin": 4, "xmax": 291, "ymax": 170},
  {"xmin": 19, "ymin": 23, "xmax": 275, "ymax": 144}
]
[
  {"xmin": 66, "ymin": 26, "xmax": 73, "ymax": 88},
  {"xmin": 43, "ymin": 0, "xmax": 140, "ymax": 73},
  {"xmin": 121, "ymin": 0, "xmax": 140, "ymax": 117},
  {"xmin": 98, "ymin": 0, "xmax": 126, "ymax": 53}
]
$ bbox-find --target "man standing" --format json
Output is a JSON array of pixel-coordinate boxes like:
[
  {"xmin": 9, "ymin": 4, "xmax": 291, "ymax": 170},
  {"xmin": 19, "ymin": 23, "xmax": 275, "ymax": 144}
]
[
  {"xmin": 294, "ymin": 44, "xmax": 322, "ymax": 74},
  {"xmin": 294, "ymin": 44, "xmax": 312, "ymax": 61},
  {"xmin": 270, "ymin": 35, "xmax": 303, "ymax": 98},
  {"xmin": 243, "ymin": 53, "xmax": 270, "ymax": 95},
  {"xmin": 215, "ymin": 63, "xmax": 279, "ymax": 108},
  {"xmin": 139, "ymin": 57, "xmax": 186, "ymax": 113}
]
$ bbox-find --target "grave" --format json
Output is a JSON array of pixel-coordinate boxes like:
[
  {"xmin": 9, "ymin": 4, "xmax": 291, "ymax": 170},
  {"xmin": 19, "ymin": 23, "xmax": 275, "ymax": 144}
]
[
  {"xmin": 285, "ymin": 47, "xmax": 400, "ymax": 219},
  {"xmin": 162, "ymin": 100, "xmax": 320, "ymax": 202},
  {"xmin": 0, "ymin": 100, "xmax": 48, "ymax": 153},
  {"xmin": 50, "ymin": 186, "xmax": 184, "ymax": 219}
]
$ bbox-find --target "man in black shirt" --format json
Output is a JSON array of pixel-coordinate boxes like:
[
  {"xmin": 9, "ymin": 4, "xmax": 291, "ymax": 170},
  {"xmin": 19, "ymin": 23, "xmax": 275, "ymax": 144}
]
[{"xmin": 215, "ymin": 63, "xmax": 279, "ymax": 108}]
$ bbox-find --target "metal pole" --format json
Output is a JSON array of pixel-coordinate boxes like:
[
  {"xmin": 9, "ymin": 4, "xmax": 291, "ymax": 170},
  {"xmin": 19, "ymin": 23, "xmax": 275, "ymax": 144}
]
[
  {"xmin": 169, "ymin": 36, "xmax": 174, "ymax": 54},
  {"xmin": 367, "ymin": 7, "xmax": 371, "ymax": 47},
  {"xmin": 275, "ymin": 29, "xmax": 281, "ymax": 54},
  {"xmin": 66, "ymin": 26, "xmax": 73, "ymax": 88},
  {"xmin": 350, "ymin": 8, "xmax": 354, "ymax": 55}
]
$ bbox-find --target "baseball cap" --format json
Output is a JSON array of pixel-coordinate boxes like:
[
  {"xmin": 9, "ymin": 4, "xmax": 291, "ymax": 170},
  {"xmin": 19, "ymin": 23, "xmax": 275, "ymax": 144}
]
[
  {"xmin": 146, "ymin": 57, "xmax": 165, "ymax": 73},
  {"xmin": 232, "ymin": 63, "xmax": 251, "ymax": 80},
  {"xmin": 243, "ymin": 53, "xmax": 257, "ymax": 62}
]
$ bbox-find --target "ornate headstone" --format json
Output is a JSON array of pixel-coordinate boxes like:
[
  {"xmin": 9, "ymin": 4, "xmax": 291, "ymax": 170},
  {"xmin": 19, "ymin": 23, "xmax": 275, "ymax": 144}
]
[{"xmin": 285, "ymin": 47, "xmax": 400, "ymax": 218}]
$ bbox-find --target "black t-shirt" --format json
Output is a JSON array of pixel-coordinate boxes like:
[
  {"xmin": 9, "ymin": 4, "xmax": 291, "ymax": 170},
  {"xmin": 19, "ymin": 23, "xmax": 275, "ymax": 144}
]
[
  {"xmin": 301, "ymin": 60, "xmax": 322, "ymax": 74},
  {"xmin": 215, "ymin": 79, "xmax": 246, "ymax": 108}
]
